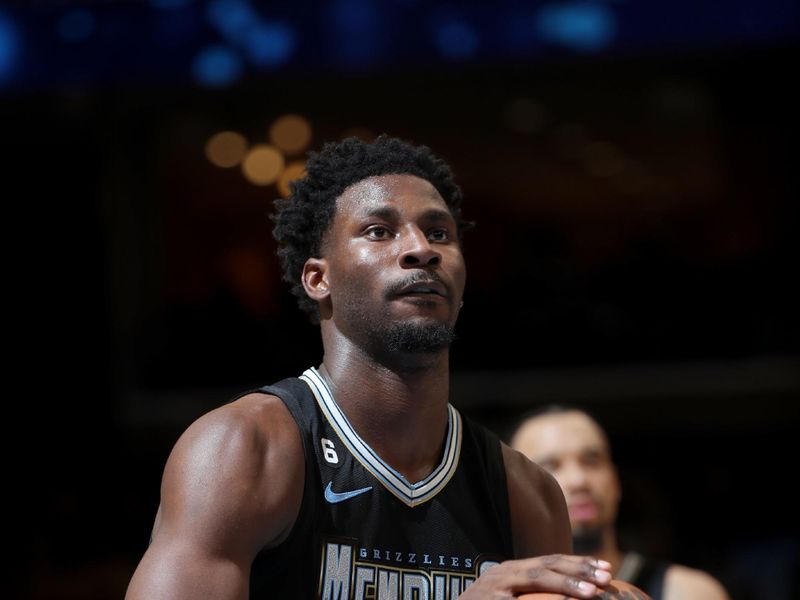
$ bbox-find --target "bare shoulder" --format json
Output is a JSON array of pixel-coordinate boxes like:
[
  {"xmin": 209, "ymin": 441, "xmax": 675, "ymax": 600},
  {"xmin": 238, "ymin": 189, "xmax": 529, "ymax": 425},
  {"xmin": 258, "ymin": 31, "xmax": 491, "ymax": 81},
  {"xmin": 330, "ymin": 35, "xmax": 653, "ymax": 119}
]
[
  {"xmin": 501, "ymin": 442, "xmax": 566, "ymax": 513},
  {"xmin": 158, "ymin": 392, "xmax": 305, "ymax": 552},
  {"xmin": 126, "ymin": 392, "xmax": 305, "ymax": 599},
  {"xmin": 664, "ymin": 564, "xmax": 730, "ymax": 600},
  {"xmin": 501, "ymin": 442, "xmax": 571, "ymax": 557}
]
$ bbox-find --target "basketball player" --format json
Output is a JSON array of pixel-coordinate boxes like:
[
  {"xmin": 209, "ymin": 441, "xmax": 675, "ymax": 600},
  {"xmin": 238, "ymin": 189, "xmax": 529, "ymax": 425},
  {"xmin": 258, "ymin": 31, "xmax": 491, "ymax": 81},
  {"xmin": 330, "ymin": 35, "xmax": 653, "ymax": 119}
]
[
  {"xmin": 510, "ymin": 406, "xmax": 730, "ymax": 600},
  {"xmin": 126, "ymin": 135, "xmax": 621, "ymax": 599}
]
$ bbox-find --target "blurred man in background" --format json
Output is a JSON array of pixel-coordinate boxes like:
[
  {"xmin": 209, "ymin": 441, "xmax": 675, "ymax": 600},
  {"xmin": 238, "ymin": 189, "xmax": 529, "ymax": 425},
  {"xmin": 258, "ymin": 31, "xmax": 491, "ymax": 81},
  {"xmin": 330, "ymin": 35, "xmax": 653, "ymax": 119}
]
[{"xmin": 510, "ymin": 405, "xmax": 730, "ymax": 600}]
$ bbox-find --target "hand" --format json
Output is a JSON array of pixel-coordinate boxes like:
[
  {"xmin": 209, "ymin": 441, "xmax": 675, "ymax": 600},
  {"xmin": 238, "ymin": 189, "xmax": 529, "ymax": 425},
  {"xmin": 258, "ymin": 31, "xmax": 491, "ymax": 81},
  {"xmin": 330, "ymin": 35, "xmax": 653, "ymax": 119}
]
[{"xmin": 459, "ymin": 555, "xmax": 613, "ymax": 599}]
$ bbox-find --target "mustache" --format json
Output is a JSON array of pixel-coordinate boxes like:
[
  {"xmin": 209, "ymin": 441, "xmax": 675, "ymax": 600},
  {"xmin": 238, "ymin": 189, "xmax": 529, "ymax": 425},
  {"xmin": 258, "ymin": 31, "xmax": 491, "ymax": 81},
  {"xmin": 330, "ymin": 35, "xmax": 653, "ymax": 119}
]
[{"xmin": 385, "ymin": 271, "xmax": 447, "ymax": 297}]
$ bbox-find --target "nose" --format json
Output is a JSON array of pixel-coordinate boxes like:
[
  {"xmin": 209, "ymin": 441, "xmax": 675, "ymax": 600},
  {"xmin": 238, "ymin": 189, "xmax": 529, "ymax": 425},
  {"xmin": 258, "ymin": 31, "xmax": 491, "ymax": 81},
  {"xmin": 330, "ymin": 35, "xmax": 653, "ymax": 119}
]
[
  {"xmin": 399, "ymin": 226, "xmax": 441, "ymax": 268},
  {"xmin": 559, "ymin": 461, "xmax": 590, "ymax": 492}
]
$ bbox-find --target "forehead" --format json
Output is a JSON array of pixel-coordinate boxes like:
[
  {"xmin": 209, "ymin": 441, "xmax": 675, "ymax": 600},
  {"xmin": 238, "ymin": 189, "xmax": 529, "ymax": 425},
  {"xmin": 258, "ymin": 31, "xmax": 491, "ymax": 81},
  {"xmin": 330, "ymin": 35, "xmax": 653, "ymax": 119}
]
[
  {"xmin": 335, "ymin": 173, "xmax": 449, "ymax": 219},
  {"xmin": 513, "ymin": 412, "xmax": 609, "ymax": 460}
]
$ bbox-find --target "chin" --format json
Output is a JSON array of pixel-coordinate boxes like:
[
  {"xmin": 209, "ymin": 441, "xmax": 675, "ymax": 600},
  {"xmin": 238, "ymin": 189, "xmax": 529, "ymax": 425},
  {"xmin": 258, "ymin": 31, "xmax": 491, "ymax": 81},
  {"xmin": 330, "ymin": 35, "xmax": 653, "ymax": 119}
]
[{"xmin": 376, "ymin": 320, "xmax": 456, "ymax": 356}]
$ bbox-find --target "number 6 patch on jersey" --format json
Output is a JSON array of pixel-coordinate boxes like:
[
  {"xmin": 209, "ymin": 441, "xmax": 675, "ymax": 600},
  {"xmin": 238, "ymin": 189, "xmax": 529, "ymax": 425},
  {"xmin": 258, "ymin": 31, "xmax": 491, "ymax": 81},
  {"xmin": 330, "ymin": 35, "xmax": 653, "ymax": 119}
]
[{"xmin": 320, "ymin": 437, "xmax": 341, "ymax": 466}]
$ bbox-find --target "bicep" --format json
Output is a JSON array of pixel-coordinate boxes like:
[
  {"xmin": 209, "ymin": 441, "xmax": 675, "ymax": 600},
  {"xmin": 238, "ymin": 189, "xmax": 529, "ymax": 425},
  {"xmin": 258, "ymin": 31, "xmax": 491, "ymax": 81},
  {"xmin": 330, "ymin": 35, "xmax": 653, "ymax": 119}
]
[
  {"xmin": 126, "ymin": 535, "xmax": 249, "ymax": 600},
  {"xmin": 126, "ymin": 476, "xmax": 254, "ymax": 600},
  {"xmin": 126, "ymin": 396, "xmax": 304, "ymax": 599}
]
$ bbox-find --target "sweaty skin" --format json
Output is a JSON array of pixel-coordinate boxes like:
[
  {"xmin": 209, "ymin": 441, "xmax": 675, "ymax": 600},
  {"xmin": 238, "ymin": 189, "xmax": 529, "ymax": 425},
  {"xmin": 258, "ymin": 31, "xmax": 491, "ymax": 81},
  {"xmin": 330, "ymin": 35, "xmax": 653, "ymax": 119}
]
[{"xmin": 126, "ymin": 174, "xmax": 613, "ymax": 599}]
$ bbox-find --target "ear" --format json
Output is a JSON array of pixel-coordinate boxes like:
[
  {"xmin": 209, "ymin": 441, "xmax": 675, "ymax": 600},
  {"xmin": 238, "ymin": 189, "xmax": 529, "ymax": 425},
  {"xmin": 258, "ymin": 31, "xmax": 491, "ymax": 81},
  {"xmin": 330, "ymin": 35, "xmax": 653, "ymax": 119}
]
[{"xmin": 302, "ymin": 257, "xmax": 330, "ymax": 302}]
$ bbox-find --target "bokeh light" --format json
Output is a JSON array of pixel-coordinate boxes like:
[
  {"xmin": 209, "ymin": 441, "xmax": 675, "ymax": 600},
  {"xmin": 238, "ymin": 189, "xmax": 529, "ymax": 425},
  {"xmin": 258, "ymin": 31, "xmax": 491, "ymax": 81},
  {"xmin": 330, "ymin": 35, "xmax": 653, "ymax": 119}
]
[
  {"xmin": 269, "ymin": 114, "xmax": 312, "ymax": 155},
  {"xmin": 206, "ymin": 0, "xmax": 257, "ymax": 39},
  {"xmin": 244, "ymin": 22, "xmax": 296, "ymax": 67},
  {"xmin": 242, "ymin": 144, "xmax": 284, "ymax": 185},
  {"xmin": 537, "ymin": 2, "xmax": 616, "ymax": 53},
  {"xmin": 205, "ymin": 131, "xmax": 248, "ymax": 168},
  {"xmin": 192, "ymin": 44, "xmax": 243, "ymax": 88},
  {"xmin": 0, "ymin": 11, "xmax": 21, "ymax": 83},
  {"xmin": 435, "ymin": 20, "xmax": 479, "ymax": 60}
]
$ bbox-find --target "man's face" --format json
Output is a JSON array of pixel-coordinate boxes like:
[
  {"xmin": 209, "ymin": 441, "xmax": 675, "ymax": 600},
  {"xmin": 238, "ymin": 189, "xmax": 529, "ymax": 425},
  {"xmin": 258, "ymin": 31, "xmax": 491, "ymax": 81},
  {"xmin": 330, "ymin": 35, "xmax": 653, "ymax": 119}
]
[
  {"xmin": 511, "ymin": 411, "xmax": 621, "ymax": 535},
  {"xmin": 319, "ymin": 173, "xmax": 466, "ymax": 356}
]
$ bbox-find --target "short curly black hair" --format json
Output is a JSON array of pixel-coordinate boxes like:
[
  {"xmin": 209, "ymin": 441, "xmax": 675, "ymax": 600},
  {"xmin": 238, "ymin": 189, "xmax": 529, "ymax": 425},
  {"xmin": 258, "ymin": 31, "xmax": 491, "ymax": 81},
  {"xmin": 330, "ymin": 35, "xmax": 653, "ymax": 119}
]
[{"xmin": 272, "ymin": 134, "xmax": 472, "ymax": 323}]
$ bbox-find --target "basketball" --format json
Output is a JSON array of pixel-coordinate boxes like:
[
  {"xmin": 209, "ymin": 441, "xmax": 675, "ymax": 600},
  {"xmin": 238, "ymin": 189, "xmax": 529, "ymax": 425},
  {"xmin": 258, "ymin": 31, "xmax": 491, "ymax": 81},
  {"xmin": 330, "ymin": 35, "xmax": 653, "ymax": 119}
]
[{"xmin": 517, "ymin": 579, "xmax": 652, "ymax": 599}]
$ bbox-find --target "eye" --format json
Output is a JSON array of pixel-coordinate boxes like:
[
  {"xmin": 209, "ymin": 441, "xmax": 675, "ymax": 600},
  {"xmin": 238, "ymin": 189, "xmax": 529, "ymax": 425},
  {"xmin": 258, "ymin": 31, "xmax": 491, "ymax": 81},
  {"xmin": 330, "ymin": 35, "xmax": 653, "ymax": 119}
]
[
  {"xmin": 427, "ymin": 228, "xmax": 450, "ymax": 242},
  {"xmin": 365, "ymin": 225, "xmax": 392, "ymax": 240},
  {"xmin": 581, "ymin": 451, "xmax": 605, "ymax": 469}
]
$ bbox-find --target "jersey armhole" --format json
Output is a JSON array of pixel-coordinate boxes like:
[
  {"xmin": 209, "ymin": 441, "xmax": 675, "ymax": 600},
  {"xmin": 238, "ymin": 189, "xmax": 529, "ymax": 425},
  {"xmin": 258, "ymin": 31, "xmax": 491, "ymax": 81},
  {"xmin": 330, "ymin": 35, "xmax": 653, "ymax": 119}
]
[
  {"xmin": 463, "ymin": 416, "xmax": 514, "ymax": 558},
  {"xmin": 247, "ymin": 378, "xmax": 319, "ymax": 590}
]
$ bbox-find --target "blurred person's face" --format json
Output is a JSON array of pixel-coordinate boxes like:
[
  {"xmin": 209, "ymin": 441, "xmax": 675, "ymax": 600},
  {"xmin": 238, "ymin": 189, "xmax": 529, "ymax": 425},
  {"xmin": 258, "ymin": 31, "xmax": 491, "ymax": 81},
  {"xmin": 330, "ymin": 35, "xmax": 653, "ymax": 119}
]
[{"xmin": 511, "ymin": 411, "xmax": 621, "ymax": 536}]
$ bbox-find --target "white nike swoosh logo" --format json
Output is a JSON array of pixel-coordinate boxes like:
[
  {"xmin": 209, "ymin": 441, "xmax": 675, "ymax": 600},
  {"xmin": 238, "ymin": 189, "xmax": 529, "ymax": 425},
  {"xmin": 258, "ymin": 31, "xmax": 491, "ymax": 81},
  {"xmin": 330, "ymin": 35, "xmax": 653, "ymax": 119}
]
[{"xmin": 324, "ymin": 481, "xmax": 373, "ymax": 504}]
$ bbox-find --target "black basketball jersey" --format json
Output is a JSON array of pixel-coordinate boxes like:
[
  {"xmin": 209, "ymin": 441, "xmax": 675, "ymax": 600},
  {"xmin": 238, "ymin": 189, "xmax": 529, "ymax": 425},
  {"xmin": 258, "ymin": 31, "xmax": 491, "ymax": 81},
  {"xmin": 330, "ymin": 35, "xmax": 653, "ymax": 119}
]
[{"xmin": 247, "ymin": 367, "xmax": 514, "ymax": 599}]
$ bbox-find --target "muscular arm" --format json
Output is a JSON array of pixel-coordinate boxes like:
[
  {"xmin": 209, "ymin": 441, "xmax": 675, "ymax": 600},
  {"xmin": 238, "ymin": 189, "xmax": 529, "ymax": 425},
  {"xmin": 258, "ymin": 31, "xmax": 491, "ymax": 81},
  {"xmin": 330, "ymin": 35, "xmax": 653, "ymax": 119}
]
[{"xmin": 125, "ymin": 394, "xmax": 304, "ymax": 600}]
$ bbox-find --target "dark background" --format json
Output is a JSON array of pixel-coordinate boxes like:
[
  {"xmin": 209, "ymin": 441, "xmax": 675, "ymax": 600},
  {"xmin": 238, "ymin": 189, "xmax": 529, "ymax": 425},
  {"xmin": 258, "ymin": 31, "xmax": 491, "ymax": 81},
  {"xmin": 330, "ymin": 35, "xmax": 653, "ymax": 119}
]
[{"xmin": 6, "ymin": 1, "xmax": 799, "ymax": 598}]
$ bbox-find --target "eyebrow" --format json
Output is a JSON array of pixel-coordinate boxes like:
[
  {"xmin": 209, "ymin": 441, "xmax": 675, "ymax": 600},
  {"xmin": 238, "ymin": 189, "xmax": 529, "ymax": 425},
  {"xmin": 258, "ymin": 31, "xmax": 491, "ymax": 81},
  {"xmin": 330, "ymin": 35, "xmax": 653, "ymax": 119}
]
[
  {"xmin": 361, "ymin": 206, "xmax": 398, "ymax": 221},
  {"xmin": 360, "ymin": 206, "xmax": 456, "ymax": 223},
  {"xmin": 421, "ymin": 208, "xmax": 458, "ymax": 223}
]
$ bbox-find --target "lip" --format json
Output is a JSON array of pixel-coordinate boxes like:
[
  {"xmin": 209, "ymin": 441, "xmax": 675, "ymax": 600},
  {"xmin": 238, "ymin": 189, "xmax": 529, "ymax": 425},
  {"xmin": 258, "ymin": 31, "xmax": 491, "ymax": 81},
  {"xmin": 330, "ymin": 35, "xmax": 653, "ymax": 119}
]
[
  {"xmin": 568, "ymin": 501, "xmax": 599, "ymax": 522},
  {"xmin": 395, "ymin": 280, "xmax": 448, "ymax": 298}
]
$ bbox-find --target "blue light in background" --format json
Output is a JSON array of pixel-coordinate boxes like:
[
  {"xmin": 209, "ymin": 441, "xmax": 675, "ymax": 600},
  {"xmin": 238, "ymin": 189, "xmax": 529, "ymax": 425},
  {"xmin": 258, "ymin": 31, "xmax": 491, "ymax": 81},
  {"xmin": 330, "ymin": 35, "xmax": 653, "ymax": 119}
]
[
  {"xmin": 502, "ymin": 8, "xmax": 541, "ymax": 53},
  {"xmin": 151, "ymin": 0, "xmax": 195, "ymax": 9},
  {"xmin": 435, "ymin": 20, "xmax": 479, "ymax": 60},
  {"xmin": 537, "ymin": 2, "xmax": 617, "ymax": 53},
  {"xmin": 2, "ymin": 0, "xmax": 798, "ymax": 92},
  {"xmin": 327, "ymin": 0, "xmax": 383, "ymax": 68},
  {"xmin": 206, "ymin": 0, "xmax": 259, "ymax": 41},
  {"xmin": 0, "ymin": 11, "xmax": 20, "ymax": 83},
  {"xmin": 243, "ymin": 21, "xmax": 295, "ymax": 67},
  {"xmin": 153, "ymin": 3, "xmax": 202, "ymax": 47},
  {"xmin": 56, "ymin": 9, "xmax": 96, "ymax": 43},
  {"xmin": 204, "ymin": 0, "xmax": 294, "ymax": 70},
  {"xmin": 192, "ymin": 44, "xmax": 243, "ymax": 87}
]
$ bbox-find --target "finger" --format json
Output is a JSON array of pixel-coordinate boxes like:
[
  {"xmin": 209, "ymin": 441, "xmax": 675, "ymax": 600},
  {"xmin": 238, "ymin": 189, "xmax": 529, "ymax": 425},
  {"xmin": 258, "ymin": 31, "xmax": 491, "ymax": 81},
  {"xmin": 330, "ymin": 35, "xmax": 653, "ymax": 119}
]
[
  {"xmin": 513, "ymin": 554, "xmax": 612, "ymax": 581},
  {"xmin": 503, "ymin": 555, "xmax": 613, "ymax": 597}
]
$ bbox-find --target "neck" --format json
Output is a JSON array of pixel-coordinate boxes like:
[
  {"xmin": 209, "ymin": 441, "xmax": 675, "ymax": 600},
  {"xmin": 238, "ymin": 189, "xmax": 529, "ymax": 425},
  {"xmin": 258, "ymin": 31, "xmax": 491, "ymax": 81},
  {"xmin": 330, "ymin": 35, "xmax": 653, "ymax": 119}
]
[
  {"xmin": 572, "ymin": 525, "xmax": 624, "ymax": 570},
  {"xmin": 318, "ymin": 323, "xmax": 451, "ymax": 482},
  {"xmin": 582, "ymin": 527, "xmax": 625, "ymax": 577}
]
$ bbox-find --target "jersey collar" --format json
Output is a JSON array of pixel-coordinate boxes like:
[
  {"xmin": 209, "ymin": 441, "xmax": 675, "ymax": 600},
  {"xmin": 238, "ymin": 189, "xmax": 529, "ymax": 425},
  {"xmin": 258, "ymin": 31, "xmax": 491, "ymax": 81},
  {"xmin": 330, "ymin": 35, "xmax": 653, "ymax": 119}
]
[{"xmin": 300, "ymin": 367, "xmax": 462, "ymax": 507}]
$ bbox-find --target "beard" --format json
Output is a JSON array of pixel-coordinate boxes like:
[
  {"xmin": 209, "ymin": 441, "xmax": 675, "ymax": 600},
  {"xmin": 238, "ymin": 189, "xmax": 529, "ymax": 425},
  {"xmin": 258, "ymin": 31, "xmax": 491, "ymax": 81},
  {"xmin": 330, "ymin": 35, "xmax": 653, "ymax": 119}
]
[
  {"xmin": 383, "ymin": 321, "xmax": 456, "ymax": 353},
  {"xmin": 338, "ymin": 288, "xmax": 457, "ymax": 362},
  {"xmin": 572, "ymin": 526, "xmax": 604, "ymax": 554}
]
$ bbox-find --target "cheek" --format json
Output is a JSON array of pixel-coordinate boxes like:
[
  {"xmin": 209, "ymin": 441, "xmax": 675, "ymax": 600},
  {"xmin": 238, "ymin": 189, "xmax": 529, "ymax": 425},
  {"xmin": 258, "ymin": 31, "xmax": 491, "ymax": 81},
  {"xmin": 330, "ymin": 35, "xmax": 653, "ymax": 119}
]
[
  {"xmin": 344, "ymin": 239, "xmax": 392, "ymax": 268},
  {"xmin": 454, "ymin": 261, "xmax": 467, "ymax": 289},
  {"xmin": 330, "ymin": 245, "xmax": 387, "ymax": 298},
  {"xmin": 330, "ymin": 240, "xmax": 383, "ymax": 275},
  {"xmin": 353, "ymin": 245, "xmax": 386, "ymax": 267},
  {"xmin": 447, "ymin": 250, "xmax": 467, "ymax": 291},
  {"xmin": 596, "ymin": 474, "xmax": 620, "ymax": 503}
]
